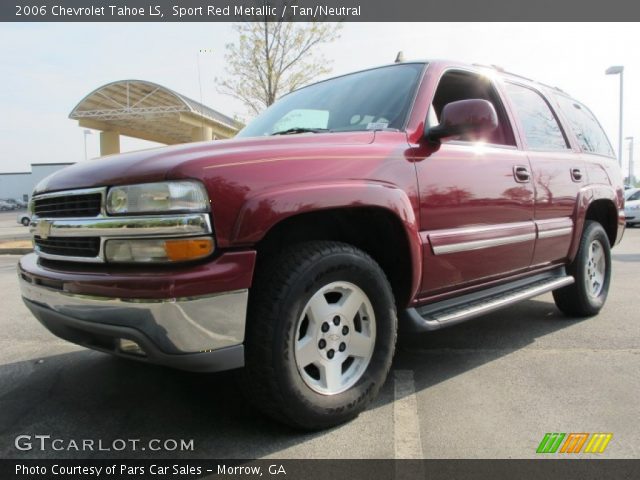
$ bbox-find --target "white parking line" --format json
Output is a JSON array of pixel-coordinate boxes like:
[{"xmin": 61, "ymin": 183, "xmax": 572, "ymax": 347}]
[{"xmin": 393, "ymin": 369, "xmax": 424, "ymax": 459}]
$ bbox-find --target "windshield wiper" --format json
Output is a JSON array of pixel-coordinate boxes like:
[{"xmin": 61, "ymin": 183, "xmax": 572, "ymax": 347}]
[{"xmin": 271, "ymin": 127, "xmax": 329, "ymax": 136}]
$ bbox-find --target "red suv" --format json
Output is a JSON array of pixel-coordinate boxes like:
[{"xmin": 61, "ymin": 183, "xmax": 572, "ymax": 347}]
[{"xmin": 19, "ymin": 60, "xmax": 625, "ymax": 429}]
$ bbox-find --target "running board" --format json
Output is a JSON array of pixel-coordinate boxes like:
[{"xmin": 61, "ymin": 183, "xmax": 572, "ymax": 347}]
[{"xmin": 402, "ymin": 268, "xmax": 574, "ymax": 332}]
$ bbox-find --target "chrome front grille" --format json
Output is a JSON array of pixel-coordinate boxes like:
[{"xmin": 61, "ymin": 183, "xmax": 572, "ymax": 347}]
[
  {"xmin": 29, "ymin": 187, "xmax": 213, "ymax": 263},
  {"xmin": 34, "ymin": 192, "xmax": 102, "ymax": 218},
  {"xmin": 34, "ymin": 236, "xmax": 100, "ymax": 258}
]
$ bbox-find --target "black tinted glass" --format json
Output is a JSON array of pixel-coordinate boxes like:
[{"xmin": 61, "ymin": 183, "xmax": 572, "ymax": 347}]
[
  {"xmin": 555, "ymin": 95, "xmax": 615, "ymax": 157},
  {"xmin": 504, "ymin": 83, "xmax": 568, "ymax": 151}
]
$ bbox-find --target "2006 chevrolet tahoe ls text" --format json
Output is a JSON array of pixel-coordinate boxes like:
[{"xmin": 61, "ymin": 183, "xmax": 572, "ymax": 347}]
[{"xmin": 19, "ymin": 60, "xmax": 625, "ymax": 429}]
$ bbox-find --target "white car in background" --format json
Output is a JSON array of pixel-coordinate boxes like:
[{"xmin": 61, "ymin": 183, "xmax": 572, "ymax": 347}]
[
  {"xmin": 625, "ymin": 188, "xmax": 640, "ymax": 227},
  {"xmin": 16, "ymin": 211, "xmax": 31, "ymax": 226}
]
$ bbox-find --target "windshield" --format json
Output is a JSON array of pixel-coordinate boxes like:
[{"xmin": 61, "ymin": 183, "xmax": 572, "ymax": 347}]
[{"xmin": 237, "ymin": 63, "xmax": 425, "ymax": 138}]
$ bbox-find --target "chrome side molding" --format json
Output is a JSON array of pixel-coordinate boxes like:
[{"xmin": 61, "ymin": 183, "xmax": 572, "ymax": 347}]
[
  {"xmin": 432, "ymin": 232, "xmax": 536, "ymax": 255},
  {"xmin": 428, "ymin": 218, "xmax": 574, "ymax": 256},
  {"xmin": 537, "ymin": 227, "xmax": 573, "ymax": 239}
]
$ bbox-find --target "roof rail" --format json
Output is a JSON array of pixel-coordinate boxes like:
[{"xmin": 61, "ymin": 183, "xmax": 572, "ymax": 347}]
[{"xmin": 472, "ymin": 63, "xmax": 534, "ymax": 82}]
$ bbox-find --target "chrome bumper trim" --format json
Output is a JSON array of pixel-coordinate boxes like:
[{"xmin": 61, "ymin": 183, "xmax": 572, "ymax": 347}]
[{"xmin": 20, "ymin": 278, "xmax": 247, "ymax": 354}]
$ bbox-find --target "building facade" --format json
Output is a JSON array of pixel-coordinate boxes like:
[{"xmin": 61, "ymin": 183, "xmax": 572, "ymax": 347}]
[{"xmin": 0, "ymin": 163, "xmax": 74, "ymax": 202}]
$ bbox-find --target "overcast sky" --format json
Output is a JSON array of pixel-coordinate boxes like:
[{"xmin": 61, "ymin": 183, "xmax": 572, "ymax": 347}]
[{"xmin": 0, "ymin": 22, "xmax": 638, "ymax": 178}]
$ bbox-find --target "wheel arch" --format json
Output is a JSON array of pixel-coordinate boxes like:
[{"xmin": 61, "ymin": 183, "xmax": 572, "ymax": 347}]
[
  {"xmin": 233, "ymin": 182, "xmax": 422, "ymax": 308},
  {"xmin": 570, "ymin": 185, "xmax": 623, "ymax": 261}
]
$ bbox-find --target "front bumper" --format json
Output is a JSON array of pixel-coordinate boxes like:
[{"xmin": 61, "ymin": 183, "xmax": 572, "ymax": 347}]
[{"xmin": 19, "ymin": 252, "xmax": 256, "ymax": 372}]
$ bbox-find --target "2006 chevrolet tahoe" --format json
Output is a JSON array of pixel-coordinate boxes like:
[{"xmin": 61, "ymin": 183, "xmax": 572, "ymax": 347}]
[{"xmin": 19, "ymin": 60, "xmax": 625, "ymax": 429}]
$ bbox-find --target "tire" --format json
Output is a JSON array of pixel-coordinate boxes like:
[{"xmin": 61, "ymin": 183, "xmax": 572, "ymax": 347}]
[
  {"xmin": 553, "ymin": 221, "xmax": 611, "ymax": 317},
  {"xmin": 240, "ymin": 241, "xmax": 397, "ymax": 430},
  {"xmin": 21, "ymin": 217, "xmax": 30, "ymax": 226}
]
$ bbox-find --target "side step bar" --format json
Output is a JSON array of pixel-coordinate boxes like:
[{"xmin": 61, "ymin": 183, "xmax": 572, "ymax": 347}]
[{"xmin": 402, "ymin": 268, "xmax": 574, "ymax": 332}]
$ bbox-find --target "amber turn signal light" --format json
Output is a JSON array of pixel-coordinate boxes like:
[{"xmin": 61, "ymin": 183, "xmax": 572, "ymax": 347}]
[{"xmin": 164, "ymin": 238, "xmax": 214, "ymax": 262}]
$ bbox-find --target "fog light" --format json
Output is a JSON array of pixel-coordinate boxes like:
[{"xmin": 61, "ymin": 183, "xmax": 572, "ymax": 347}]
[
  {"xmin": 118, "ymin": 339, "xmax": 146, "ymax": 356},
  {"xmin": 105, "ymin": 237, "xmax": 214, "ymax": 263}
]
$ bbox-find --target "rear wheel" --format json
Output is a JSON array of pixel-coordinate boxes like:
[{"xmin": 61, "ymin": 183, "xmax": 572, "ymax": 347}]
[
  {"xmin": 241, "ymin": 241, "xmax": 397, "ymax": 430},
  {"xmin": 553, "ymin": 221, "xmax": 611, "ymax": 317}
]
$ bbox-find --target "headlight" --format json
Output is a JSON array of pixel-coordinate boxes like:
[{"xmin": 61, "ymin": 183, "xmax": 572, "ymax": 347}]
[
  {"xmin": 105, "ymin": 237, "xmax": 214, "ymax": 263},
  {"xmin": 106, "ymin": 181, "xmax": 209, "ymax": 215}
]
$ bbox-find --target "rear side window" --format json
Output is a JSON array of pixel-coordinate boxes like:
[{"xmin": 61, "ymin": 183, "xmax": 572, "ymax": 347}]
[
  {"xmin": 504, "ymin": 83, "xmax": 569, "ymax": 151},
  {"xmin": 554, "ymin": 95, "xmax": 615, "ymax": 157}
]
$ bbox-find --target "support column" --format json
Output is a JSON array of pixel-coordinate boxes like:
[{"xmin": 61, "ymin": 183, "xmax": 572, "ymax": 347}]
[
  {"xmin": 191, "ymin": 125, "xmax": 213, "ymax": 142},
  {"xmin": 100, "ymin": 131, "xmax": 120, "ymax": 156}
]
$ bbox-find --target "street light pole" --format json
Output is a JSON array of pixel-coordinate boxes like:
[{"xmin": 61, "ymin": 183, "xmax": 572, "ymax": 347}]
[
  {"xmin": 626, "ymin": 136, "xmax": 635, "ymax": 185},
  {"xmin": 606, "ymin": 65, "xmax": 624, "ymax": 167}
]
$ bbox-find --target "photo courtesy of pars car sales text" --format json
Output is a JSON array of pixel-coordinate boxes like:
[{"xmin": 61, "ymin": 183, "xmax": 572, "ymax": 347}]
[
  {"xmin": 15, "ymin": 463, "xmax": 286, "ymax": 476},
  {"xmin": 1, "ymin": 0, "xmax": 639, "ymax": 479}
]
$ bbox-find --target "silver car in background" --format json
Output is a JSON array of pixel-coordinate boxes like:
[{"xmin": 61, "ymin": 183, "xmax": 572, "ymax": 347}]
[
  {"xmin": 16, "ymin": 211, "xmax": 31, "ymax": 226},
  {"xmin": 625, "ymin": 188, "xmax": 640, "ymax": 227}
]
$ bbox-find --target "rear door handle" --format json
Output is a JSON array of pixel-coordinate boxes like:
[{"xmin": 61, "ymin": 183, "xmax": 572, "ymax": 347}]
[
  {"xmin": 513, "ymin": 165, "xmax": 531, "ymax": 183},
  {"xmin": 571, "ymin": 168, "xmax": 583, "ymax": 182}
]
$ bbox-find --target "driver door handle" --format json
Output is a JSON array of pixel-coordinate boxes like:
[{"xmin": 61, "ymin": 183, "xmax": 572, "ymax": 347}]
[
  {"xmin": 513, "ymin": 165, "xmax": 531, "ymax": 183},
  {"xmin": 571, "ymin": 168, "xmax": 583, "ymax": 182}
]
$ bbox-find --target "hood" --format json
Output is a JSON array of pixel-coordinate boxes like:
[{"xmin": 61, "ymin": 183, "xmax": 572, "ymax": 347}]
[{"xmin": 34, "ymin": 131, "xmax": 375, "ymax": 194}]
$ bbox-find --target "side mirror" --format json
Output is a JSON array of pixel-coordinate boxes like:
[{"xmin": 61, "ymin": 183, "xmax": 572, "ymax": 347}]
[{"xmin": 426, "ymin": 99, "xmax": 498, "ymax": 142}]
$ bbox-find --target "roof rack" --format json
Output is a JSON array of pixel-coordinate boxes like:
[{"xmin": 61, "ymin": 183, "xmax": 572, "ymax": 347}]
[{"xmin": 473, "ymin": 63, "xmax": 535, "ymax": 82}]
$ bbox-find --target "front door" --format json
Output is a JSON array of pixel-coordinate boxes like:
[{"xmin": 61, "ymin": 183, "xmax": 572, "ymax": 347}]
[{"xmin": 414, "ymin": 69, "xmax": 536, "ymax": 299}]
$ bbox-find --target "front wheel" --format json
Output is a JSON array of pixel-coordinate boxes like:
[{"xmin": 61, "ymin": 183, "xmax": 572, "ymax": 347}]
[
  {"xmin": 553, "ymin": 221, "xmax": 612, "ymax": 317},
  {"xmin": 241, "ymin": 241, "xmax": 397, "ymax": 430}
]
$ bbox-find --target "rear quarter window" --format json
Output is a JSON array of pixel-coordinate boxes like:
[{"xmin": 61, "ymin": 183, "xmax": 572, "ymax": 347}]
[{"xmin": 554, "ymin": 95, "xmax": 615, "ymax": 157}]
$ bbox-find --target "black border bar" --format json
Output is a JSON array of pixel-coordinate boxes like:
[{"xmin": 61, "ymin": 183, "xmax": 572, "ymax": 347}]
[
  {"xmin": 4, "ymin": 0, "xmax": 640, "ymax": 22},
  {"xmin": 2, "ymin": 459, "xmax": 640, "ymax": 480}
]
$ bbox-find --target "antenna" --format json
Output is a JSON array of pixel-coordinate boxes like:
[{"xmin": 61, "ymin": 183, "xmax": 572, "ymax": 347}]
[
  {"xmin": 395, "ymin": 51, "xmax": 405, "ymax": 63},
  {"xmin": 197, "ymin": 51, "xmax": 205, "ymax": 138}
]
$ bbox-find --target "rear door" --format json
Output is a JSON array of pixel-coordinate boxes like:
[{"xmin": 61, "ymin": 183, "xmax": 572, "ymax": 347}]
[{"xmin": 501, "ymin": 82, "xmax": 580, "ymax": 267}]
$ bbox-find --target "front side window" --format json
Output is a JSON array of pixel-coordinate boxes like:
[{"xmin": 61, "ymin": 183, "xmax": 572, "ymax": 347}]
[
  {"xmin": 504, "ymin": 83, "xmax": 569, "ymax": 151},
  {"xmin": 429, "ymin": 70, "xmax": 516, "ymax": 146},
  {"xmin": 554, "ymin": 94, "xmax": 615, "ymax": 157},
  {"xmin": 237, "ymin": 64, "xmax": 424, "ymax": 138}
]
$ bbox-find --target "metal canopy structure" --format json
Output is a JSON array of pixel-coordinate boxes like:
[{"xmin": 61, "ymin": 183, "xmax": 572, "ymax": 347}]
[{"xmin": 70, "ymin": 80, "xmax": 241, "ymax": 156}]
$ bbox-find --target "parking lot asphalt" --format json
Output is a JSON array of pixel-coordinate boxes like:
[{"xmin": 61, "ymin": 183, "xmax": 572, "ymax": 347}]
[{"xmin": 0, "ymin": 228, "xmax": 638, "ymax": 460}]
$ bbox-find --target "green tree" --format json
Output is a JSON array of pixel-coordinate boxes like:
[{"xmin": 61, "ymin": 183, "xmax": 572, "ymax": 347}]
[{"xmin": 218, "ymin": 21, "xmax": 341, "ymax": 115}]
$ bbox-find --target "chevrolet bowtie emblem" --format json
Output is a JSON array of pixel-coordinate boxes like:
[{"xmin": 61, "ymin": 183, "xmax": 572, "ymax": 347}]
[{"xmin": 37, "ymin": 220, "xmax": 52, "ymax": 240}]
